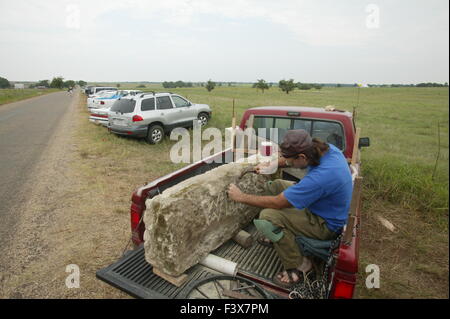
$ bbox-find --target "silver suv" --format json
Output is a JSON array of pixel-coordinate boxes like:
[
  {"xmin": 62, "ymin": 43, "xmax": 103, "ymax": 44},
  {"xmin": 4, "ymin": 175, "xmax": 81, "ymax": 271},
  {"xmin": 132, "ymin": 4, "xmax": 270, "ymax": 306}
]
[{"xmin": 107, "ymin": 92, "xmax": 212, "ymax": 144}]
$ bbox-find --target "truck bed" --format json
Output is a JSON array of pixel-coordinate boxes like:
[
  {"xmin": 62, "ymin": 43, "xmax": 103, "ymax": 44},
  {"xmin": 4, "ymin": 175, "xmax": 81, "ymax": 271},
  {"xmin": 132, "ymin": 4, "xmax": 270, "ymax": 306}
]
[{"xmin": 96, "ymin": 224, "xmax": 287, "ymax": 299}]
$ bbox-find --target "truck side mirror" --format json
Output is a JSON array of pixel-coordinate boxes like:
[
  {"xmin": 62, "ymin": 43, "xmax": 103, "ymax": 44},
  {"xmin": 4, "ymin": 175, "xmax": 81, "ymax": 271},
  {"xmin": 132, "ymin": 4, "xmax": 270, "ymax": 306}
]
[{"xmin": 359, "ymin": 137, "xmax": 370, "ymax": 148}]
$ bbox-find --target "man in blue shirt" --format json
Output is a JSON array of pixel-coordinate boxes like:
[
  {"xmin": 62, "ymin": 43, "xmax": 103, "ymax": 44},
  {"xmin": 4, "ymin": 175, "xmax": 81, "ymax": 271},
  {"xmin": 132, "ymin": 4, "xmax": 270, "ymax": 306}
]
[{"xmin": 227, "ymin": 129, "xmax": 352, "ymax": 288}]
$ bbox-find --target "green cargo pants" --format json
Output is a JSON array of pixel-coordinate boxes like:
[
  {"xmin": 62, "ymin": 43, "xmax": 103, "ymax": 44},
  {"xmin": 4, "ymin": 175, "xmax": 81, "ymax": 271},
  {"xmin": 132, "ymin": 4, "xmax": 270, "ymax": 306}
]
[{"xmin": 259, "ymin": 179, "xmax": 337, "ymax": 270}]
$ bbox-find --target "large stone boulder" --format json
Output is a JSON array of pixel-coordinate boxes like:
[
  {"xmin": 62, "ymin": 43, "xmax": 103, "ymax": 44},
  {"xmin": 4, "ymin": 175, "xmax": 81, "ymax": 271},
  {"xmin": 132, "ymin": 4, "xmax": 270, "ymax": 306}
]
[{"xmin": 143, "ymin": 162, "xmax": 267, "ymax": 276}]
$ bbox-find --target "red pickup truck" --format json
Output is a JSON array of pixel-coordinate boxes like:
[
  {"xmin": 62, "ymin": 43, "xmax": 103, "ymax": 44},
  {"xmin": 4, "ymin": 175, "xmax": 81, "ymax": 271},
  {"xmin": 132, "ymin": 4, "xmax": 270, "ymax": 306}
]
[{"xmin": 97, "ymin": 106, "xmax": 369, "ymax": 299}]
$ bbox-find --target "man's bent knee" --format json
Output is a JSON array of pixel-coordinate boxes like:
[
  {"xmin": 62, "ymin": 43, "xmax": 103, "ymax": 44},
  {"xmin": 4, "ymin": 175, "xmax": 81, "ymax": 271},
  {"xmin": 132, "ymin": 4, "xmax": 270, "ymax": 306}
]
[{"xmin": 254, "ymin": 219, "xmax": 284, "ymax": 243}]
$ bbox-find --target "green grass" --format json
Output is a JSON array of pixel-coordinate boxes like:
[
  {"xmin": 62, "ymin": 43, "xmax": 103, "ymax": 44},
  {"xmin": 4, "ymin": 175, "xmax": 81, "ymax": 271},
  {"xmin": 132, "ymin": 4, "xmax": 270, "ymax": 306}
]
[{"xmin": 0, "ymin": 88, "xmax": 60, "ymax": 105}]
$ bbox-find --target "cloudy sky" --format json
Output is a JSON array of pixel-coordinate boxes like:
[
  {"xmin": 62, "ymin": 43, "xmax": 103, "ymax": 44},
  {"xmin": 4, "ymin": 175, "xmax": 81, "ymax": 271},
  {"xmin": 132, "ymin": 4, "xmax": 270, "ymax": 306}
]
[{"xmin": 0, "ymin": 0, "xmax": 448, "ymax": 83}]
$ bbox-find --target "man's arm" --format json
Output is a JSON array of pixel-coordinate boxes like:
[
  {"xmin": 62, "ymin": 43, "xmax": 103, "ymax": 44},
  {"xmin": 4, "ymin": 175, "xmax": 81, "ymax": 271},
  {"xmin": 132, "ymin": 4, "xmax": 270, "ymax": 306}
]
[{"xmin": 227, "ymin": 184, "xmax": 292, "ymax": 210}]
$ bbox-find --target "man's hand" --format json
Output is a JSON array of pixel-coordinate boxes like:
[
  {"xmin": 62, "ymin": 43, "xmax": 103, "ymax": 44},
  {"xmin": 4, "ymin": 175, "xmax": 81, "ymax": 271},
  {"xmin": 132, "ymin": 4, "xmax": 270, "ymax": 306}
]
[
  {"xmin": 254, "ymin": 162, "xmax": 270, "ymax": 174},
  {"xmin": 227, "ymin": 183, "xmax": 244, "ymax": 202},
  {"xmin": 255, "ymin": 161, "xmax": 278, "ymax": 175}
]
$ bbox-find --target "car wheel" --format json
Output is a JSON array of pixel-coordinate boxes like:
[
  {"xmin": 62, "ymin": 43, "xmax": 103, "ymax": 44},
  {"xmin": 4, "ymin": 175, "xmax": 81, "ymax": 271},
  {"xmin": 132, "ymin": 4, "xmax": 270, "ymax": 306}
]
[
  {"xmin": 198, "ymin": 113, "xmax": 209, "ymax": 126},
  {"xmin": 146, "ymin": 124, "xmax": 164, "ymax": 144}
]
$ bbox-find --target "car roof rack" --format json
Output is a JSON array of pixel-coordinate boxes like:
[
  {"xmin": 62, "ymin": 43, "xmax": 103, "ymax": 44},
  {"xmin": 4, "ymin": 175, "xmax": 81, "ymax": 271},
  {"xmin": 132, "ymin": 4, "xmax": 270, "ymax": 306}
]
[
  {"xmin": 138, "ymin": 91, "xmax": 175, "ymax": 98},
  {"xmin": 139, "ymin": 91, "xmax": 156, "ymax": 98}
]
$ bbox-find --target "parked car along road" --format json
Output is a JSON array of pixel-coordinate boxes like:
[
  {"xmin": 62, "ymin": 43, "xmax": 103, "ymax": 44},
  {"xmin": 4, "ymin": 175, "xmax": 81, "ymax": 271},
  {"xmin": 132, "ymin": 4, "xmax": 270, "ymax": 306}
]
[
  {"xmin": 87, "ymin": 86, "xmax": 118, "ymax": 97},
  {"xmin": 108, "ymin": 92, "xmax": 212, "ymax": 144},
  {"xmin": 87, "ymin": 90, "xmax": 118, "ymax": 109},
  {"xmin": 89, "ymin": 90, "xmax": 143, "ymax": 126}
]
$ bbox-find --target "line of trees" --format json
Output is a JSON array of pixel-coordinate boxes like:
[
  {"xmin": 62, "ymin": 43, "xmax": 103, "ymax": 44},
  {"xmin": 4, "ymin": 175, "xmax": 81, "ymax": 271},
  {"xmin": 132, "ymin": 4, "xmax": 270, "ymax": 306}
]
[
  {"xmin": 0, "ymin": 76, "xmax": 86, "ymax": 89},
  {"xmin": 416, "ymin": 82, "xmax": 448, "ymax": 87},
  {"xmin": 162, "ymin": 81, "xmax": 193, "ymax": 88},
  {"xmin": 277, "ymin": 79, "xmax": 323, "ymax": 94}
]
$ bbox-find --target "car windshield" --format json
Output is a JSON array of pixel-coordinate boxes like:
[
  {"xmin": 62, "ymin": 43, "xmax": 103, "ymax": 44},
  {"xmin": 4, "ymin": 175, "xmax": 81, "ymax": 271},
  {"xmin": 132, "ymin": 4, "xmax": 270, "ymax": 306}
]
[{"xmin": 110, "ymin": 99, "xmax": 136, "ymax": 113}]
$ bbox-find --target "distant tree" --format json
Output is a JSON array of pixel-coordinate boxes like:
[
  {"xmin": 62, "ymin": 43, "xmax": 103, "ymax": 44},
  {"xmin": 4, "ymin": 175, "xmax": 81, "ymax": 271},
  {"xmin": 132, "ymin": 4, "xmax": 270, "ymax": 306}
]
[
  {"xmin": 297, "ymin": 83, "xmax": 313, "ymax": 90},
  {"xmin": 116, "ymin": 83, "xmax": 121, "ymax": 88},
  {"xmin": 137, "ymin": 84, "xmax": 146, "ymax": 88},
  {"xmin": 445, "ymin": 82, "xmax": 449, "ymax": 87},
  {"xmin": 228, "ymin": 82, "xmax": 233, "ymax": 87},
  {"xmin": 278, "ymin": 79, "xmax": 296, "ymax": 94},
  {"xmin": 0, "ymin": 76, "xmax": 11, "ymax": 89},
  {"xmin": 254, "ymin": 79, "xmax": 269, "ymax": 93},
  {"xmin": 34, "ymin": 80, "xmax": 50, "ymax": 88},
  {"xmin": 205, "ymin": 80, "xmax": 216, "ymax": 92},
  {"xmin": 64, "ymin": 80, "xmax": 76, "ymax": 88},
  {"xmin": 50, "ymin": 77, "xmax": 65, "ymax": 89},
  {"xmin": 314, "ymin": 84, "xmax": 323, "ymax": 90},
  {"xmin": 336, "ymin": 84, "xmax": 342, "ymax": 88},
  {"xmin": 77, "ymin": 80, "xmax": 87, "ymax": 87},
  {"xmin": 416, "ymin": 82, "xmax": 446, "ymax": 88}
]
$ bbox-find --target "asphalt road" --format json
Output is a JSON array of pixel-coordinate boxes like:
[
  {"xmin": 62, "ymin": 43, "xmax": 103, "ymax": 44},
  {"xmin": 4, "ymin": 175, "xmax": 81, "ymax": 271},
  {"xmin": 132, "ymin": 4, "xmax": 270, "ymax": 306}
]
[{"xmin": 0, "ymin": 91, "xmax": 73, "ymax": 244}]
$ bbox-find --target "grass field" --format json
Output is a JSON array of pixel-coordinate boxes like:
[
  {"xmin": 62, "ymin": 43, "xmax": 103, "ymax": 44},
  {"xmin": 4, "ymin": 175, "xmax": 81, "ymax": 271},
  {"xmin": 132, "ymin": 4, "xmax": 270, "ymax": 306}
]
[
  {"xmin": 0, "ymin": 88, "xmax": 60, "ymax": 105},
  {"xmin": 77, "ymin": 85, "xmax": 448, "ymax": 298}
]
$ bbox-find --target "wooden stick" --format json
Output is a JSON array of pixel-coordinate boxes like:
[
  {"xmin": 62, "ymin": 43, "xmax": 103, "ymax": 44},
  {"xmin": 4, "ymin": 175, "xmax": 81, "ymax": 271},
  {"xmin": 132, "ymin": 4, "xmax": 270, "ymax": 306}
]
[
  {"xmin": 342, "ymin": 176, "xmax": 363, "ymax": 245},
  {"xmin": 246, "ymin": 114, "xmax": 254, "ymax": 129},
  {"xmin": 351, "ymin": 128, "xmax": 361, "ymax": 166},
  {"xmin": 232, "ymin": 230, "xmax": 254, "ymax": 248},
  {"xmin": 231, "ymin": 99, "xmax": 236, "ymax": 161}
]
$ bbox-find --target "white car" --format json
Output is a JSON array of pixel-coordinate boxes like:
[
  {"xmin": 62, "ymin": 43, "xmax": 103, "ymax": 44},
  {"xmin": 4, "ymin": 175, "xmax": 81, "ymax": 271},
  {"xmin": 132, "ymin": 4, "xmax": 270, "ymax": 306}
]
[
  {"xmin": 89, "ymin": 90, "xmax": 143, "ymax": 126},
  {"xmin": 108, "ymin": 92, "xmax": 212, "ymax": 143},
  {"xmin": 87, "ymin": 90, "xmax": 118, "ymax": 109},
  {"xmin": 88, "ymin": 86, "xmax": 117, "ymax": 97}
]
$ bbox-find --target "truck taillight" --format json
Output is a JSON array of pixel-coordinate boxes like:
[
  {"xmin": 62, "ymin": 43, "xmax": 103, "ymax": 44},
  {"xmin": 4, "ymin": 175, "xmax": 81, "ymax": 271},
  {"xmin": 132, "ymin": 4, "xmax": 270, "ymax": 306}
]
[
  {"xmin": 330, "ymin": 280, "xmax": 355, "ymax": 299},
  {"xmin": 100, "ymin": 101, "xmax": 105, "ymax": 105},
  {"xmin": 131, "ymin": 210, "xmax": 140, "ymax": 230},
  {"xmin": 132, "ymin": 115, "xmax": 143, "ymax": 122}
]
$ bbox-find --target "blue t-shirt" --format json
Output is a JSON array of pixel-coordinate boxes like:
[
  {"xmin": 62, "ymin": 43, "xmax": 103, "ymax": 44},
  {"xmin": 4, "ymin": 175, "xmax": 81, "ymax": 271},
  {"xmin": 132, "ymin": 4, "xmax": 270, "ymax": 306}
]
[{"xmin": 283, "ymin": 144, "xmax": 353, "ymax": 233}]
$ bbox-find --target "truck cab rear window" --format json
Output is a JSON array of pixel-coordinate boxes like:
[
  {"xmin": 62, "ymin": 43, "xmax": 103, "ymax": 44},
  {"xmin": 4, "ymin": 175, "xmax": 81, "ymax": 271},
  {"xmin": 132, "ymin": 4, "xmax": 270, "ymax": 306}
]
[
  {"xmin": 110, "ymin": 99, "xmax": 136, "ymax": 113},
  {"xmin": 254, "ymin": 116, "xmax": 345, "ymax": 150}
]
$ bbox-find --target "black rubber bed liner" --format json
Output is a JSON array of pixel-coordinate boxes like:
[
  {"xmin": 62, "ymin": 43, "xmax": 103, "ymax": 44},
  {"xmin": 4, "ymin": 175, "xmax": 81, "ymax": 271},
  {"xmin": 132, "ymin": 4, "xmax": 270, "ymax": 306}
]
[{"xmin": 96, "ymin": 227, "xmax": 285, "ymax": 299}]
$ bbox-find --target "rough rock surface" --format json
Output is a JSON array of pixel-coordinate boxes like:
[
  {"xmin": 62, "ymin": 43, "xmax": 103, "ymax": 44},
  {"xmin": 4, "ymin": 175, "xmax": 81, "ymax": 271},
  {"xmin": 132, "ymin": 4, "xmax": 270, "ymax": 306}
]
[{"xmin": 143, "ymin": 162, "xmax": 267, "ymax": 276}]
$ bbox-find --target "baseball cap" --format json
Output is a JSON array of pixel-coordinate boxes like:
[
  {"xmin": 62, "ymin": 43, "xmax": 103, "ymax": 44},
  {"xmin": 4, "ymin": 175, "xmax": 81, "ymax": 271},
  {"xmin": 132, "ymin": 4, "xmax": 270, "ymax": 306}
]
[{"xmin": 279, "ymin": 129, "xmax": 313, "ymax": 158}]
